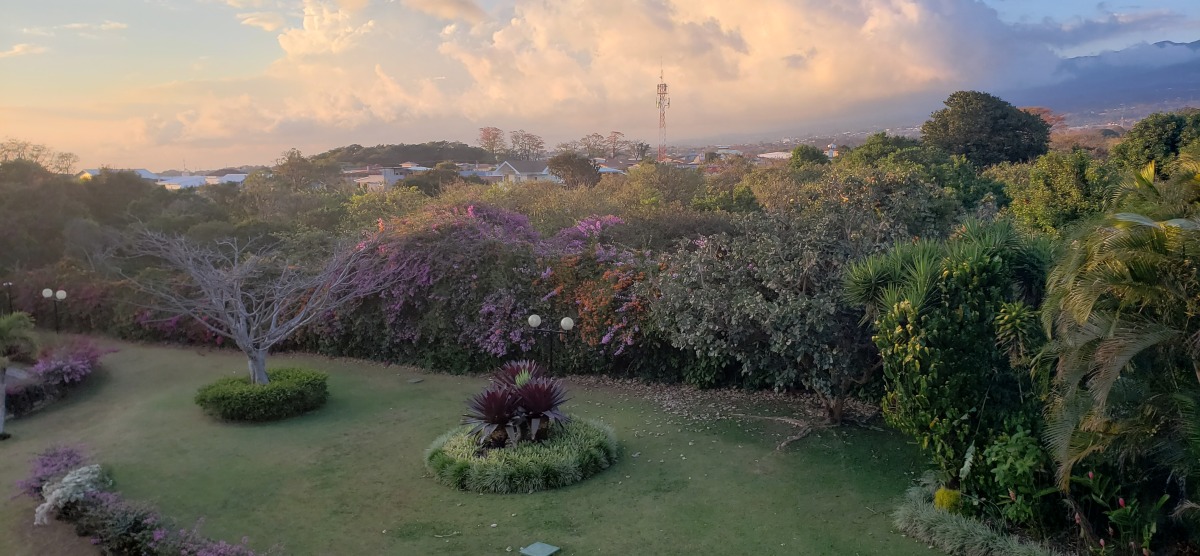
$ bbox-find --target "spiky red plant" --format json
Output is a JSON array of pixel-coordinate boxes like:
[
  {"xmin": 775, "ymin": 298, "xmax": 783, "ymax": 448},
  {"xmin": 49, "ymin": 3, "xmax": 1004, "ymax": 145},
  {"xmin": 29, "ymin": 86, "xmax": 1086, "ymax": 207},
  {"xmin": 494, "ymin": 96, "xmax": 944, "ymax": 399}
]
[
  {"xmin": 463, "ymin": 386, "xmax": 517, "ymax": 445},
  {"xmin": 492, "ymin": 360, "xmax": 545, "ymax": 388},
  {"xmin": 515, "ymin": 377, "xmax": 570, "ymax": 439}
]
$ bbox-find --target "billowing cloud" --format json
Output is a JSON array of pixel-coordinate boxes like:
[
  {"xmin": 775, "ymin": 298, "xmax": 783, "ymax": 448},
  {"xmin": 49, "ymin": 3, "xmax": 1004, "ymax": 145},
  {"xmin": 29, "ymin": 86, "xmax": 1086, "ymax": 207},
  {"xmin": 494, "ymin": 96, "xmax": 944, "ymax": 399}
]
[
  {"xmin": 238, "ymin": 11, "xmax": 287, "ymax": 31},
  {"xmin": 1015, "ymin": 10, "xmax": 1181, "ymax": 47},
  {"xmin": 0, "ymin": 43, "xmax": 48, "ymax": 58},
  {"xmin": 401, "ymin": 0, "xmax": 486, "ymax": 23},
  {"xmin": 277, "ymin": 1, "xmax": 376, "ymax": 58},
  {"xmin": 5, "ymin": 0, "xmax": 1197, "ymax": 170}
]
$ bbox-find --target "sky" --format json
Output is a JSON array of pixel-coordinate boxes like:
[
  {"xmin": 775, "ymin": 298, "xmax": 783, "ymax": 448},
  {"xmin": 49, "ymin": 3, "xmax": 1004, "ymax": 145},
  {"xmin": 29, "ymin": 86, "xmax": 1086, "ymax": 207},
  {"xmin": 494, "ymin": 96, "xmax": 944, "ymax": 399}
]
[{"xmin": 1, "ymin": 0, "xmax": 1199, "ymax": 170}]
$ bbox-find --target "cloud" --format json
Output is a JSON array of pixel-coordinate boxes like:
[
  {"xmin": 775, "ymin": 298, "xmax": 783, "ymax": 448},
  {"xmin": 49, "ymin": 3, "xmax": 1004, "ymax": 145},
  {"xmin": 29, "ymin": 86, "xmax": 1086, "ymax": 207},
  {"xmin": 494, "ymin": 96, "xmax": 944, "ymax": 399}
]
[
  {"xmin": 0, "ymin": 43, "xmax": 48, "ymax": 58},
  {"xmin": 238, "ymin": 11, "xmax": 287, "ymax": 31},
  {"xmin": 401, "ymin": 0, "xmax": 486, "ymax": 23},
  {"xmin": 277, "ymin": 1, "xmax": 376, "ymax": 58},
  {"xmin": 22, "ymin": 20, "xmax": 128, "ymax": 37},
  {"xmin": 1015, "ymin": 10, "xmax": 1181, "ymax": 47}
]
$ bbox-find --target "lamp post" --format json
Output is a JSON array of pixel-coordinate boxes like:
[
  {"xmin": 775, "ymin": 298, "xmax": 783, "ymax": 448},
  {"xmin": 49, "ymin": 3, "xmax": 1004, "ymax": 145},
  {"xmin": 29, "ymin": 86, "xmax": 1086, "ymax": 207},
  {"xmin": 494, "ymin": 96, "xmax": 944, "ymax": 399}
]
[
  {"xmin": 527, "ymin": 314, "xmax": 575, "ymax": 372},
  {"xmin": 2, "ymin": 282, "xmax": 11, "ymax": 314},
  {"xmin": 42, "ymin": 288, "xmax": 66, "ymax": 333}
]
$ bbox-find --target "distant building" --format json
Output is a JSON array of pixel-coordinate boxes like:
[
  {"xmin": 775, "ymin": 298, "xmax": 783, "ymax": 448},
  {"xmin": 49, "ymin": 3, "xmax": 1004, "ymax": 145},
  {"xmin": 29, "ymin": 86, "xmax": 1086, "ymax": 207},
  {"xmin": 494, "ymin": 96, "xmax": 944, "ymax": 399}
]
[
  {"xmin": 157, "ymin": 176, "xmax": 208, "ymax": 190},
  {"xmin": 496, "ymin": 160, "xmax": 556, "ymax": 183},
  {"xmin": 206, "ymin": 173, "xmax": 248, "ymax": 185},
  {"xmin": 354, "ymin": 175, "xmax": 386, "ymax": 190},
  {"xmin": 757, "ymin": 151, "xmax": 792, "ymax": 161},
  {"xmin": 825, "ymin": 144, "xmax": 840, "ymax": 158},
  {"xmin": 76, "ymin": 168, "xmax": 158, "ymax": 181}
]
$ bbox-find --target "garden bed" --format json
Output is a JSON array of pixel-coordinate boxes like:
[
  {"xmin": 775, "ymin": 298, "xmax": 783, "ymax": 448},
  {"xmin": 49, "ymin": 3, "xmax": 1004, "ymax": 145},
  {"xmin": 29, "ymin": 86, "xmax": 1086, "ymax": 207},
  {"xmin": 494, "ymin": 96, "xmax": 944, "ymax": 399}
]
[{"xmin": 425, "ymin": 418, "xmax": 618, "ymax": 494}]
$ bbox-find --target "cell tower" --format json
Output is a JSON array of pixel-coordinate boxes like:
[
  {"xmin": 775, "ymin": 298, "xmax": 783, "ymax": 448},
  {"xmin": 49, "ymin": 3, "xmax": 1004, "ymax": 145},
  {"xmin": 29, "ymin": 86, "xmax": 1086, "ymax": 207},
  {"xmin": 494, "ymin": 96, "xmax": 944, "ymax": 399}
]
[{"xmin": 656, "ymin": 68, "xmax": 670, "ymax": 162}]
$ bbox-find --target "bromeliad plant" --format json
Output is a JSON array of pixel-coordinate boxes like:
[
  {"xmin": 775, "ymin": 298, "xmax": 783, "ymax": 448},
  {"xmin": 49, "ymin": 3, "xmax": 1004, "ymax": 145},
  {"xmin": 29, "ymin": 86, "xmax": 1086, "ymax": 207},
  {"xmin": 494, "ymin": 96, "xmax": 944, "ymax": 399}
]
[{"xmin": 463, "ymin": 360, "xmax": 570, "ymax": 448}]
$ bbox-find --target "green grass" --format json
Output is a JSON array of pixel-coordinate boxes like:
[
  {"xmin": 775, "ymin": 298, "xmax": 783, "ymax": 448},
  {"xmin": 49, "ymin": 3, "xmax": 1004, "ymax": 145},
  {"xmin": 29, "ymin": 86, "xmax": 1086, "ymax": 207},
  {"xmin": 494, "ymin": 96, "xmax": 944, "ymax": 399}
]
[{"xmin": 1, "ymin": 338, "xmax": 942, "ymax": 555}]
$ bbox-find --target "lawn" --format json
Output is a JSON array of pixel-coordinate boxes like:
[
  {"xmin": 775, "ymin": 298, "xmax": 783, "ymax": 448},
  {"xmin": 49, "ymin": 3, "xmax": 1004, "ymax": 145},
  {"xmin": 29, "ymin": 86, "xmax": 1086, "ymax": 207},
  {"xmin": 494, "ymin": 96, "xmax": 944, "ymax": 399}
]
[{"xmin": 1, "ymin": 338, "xmax": 940, "ymax": 555}]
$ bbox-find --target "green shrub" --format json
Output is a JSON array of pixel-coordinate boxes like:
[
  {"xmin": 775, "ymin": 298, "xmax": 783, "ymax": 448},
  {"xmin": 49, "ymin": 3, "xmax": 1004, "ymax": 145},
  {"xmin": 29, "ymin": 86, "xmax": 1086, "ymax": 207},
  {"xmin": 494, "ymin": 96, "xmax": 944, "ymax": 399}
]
[
  {"xmin": 894, "ymin": 482, "xmax": 1067, "ymax": 556},
  {"xmin": 194, "ymin": 367, "xmax": 328, "ymax": 422},
  {"xmin": 425, "ymin": 418, "xmax": 618, "ymax": 493}
]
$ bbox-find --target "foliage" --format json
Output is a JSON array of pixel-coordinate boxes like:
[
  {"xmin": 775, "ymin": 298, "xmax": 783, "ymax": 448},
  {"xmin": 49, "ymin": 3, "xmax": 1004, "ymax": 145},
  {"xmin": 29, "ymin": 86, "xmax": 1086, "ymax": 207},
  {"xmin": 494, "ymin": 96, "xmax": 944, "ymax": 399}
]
[
  {"xmin": 35, "ymin": 464, "xmax": 108, "ymax": 525},
  {"xmin": 194, "ymin": 367, "xmax": 329, "ymax": 422},
  {"xmin": 462, "ymin": 361, "xmax": 570, "ymax": 447},
  {"xmin": 934, "ymin": 487, "xmax": 962, "ymax": 511},
  {"xmin": 548, "ymin": 152, "xmax": 601, "ymax": 189},
  {"xmin": 894, "ymin": 481, "xmax": 1069, "ymax": 556},
  {"xmin": 980, "ymin": 426, "xmax": 1057, "ymax": 527},
  {"xmin": 1110, "ymin": 111, "xmax": 1200, "ymax": 175},
  {"xmin": 846, "ymin": 221, "xmax": 1043, "ymax": 485},
  {"xmin": 653, "ymin": 211, "xmax": 883, "ymax": 417},
  {"xmin": 789, "ymin": 144, "xmax": 829, "ymax": 168},
  {"xmin": 30, "ymin": 338, "xmax": 114, "ymax": 386},
  {"xmin": 921, "ymin": 91, "xmax": 1051, "ymax": 167},
  {"xmin": 0, "ymin": 311, "xmax": 37, "ymax": 437},
  {"xmin": 312, "ymin": 141, "xmax": 490, "ymax": 168},
  {"xmin": 425, "ymin": 418, "xmax": 618, "ymax": 493},
  {"xmin": 16, "ymin": 445, "xmax": 90, "ymax": 500},
  {"xmin": 1001, "ymin": 149, "xmax": 1113, "ymax": 236}
]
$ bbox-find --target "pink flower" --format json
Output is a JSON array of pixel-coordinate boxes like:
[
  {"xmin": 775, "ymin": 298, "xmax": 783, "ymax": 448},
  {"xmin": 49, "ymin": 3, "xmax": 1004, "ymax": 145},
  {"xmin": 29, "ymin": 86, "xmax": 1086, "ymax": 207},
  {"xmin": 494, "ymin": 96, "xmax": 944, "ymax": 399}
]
[
  {"xmin": 1088, "ymin": 471, "xmax": 1094, "ymax": 480},
  {"xmin": 1119, "ymin": 498, "xmax": 1126, "ymax": 508},
  {"xmin": 1100, "ymin": 539, "xmax": 1106, "ymax": 548}
]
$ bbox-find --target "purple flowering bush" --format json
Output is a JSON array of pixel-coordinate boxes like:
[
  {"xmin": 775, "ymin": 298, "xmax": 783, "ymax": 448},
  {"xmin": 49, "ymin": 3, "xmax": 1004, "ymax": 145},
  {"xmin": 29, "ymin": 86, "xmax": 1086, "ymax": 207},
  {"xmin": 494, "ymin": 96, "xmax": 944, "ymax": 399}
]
[
  {"xmin": 17, "ymin": 446, "xmax": 272, "ymax": 555},
  {"xmin": 31, "ymin": 338, "xmax": 116, "ymax": 386},
  {"xmin": 15, "ymin": 445, "xmax": 89, "ymax": 499}
]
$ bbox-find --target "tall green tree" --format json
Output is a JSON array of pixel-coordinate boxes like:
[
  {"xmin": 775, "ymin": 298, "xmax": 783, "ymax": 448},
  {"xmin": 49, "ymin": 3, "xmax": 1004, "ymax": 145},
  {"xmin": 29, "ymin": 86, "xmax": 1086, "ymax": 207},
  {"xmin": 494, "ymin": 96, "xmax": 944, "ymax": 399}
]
[
  {"xmin": 0, "ymin": 312, "xmax": 37, "ymax": 440},
  {"xmin": 789, "ymin": 144, "xmax": 828, "ymax": 169},
  {"xmin": 1004, "ymin": 149, "xmax": 1113, "ymax": 237},
  {"xmin": 1110, "ymin": 111, "xmax": 1200, "ymax": 175},
  {"xmin": 548, "ymin": 152, "xmax": 601, "ymax": 189},
  {"xmin": 921, "ymin": 91, "xmax": 1050, "ymax": 167}
]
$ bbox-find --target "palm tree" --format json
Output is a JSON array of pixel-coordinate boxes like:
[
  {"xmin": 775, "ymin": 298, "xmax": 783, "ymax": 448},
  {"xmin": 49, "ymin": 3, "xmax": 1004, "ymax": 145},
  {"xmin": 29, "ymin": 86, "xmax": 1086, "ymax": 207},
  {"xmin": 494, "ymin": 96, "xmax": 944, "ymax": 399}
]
[
  {"xmin": 0, "ymin": 312, "xmax": 37, "ymax": 440},
  {"xmin": 1042, "ymin": 158, "xmax": 1200, "ymax": 487}
]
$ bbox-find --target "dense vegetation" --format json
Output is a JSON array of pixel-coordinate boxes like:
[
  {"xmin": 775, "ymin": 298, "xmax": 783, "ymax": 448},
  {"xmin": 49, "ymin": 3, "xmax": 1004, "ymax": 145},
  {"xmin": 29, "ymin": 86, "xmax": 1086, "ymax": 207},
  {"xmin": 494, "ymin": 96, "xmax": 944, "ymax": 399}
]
[{"xmin": 5, "ymin": 91, "xmax": 1200, "ymax": 553}]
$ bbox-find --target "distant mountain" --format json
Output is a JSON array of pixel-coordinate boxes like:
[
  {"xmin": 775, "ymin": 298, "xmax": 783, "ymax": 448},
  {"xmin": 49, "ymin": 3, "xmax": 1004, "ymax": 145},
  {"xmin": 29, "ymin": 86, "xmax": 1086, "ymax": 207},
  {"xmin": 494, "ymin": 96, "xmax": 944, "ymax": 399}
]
[{"xmin": 1004, "ymin": 39, "xmax": 1200, "ymax": 121}]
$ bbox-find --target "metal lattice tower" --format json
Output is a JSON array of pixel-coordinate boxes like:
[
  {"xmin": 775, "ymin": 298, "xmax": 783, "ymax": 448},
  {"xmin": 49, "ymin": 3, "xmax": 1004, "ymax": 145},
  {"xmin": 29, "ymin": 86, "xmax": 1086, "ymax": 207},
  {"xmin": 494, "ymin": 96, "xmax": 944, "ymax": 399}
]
[{"xmin": 656, "ymin": 68, "xmax": 670, "ymax": 162}]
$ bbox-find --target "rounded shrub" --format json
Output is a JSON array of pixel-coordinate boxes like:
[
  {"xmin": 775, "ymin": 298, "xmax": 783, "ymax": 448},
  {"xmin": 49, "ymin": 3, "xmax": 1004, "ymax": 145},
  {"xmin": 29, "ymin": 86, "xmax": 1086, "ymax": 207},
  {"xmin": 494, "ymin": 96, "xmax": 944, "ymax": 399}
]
[
  {"xmin": 194, "ymin": 367, "xmax": 328, "ymax": 422},
  {"xmin": 425, "ymin": 418, "xmax": 618, "ymax": 493}
]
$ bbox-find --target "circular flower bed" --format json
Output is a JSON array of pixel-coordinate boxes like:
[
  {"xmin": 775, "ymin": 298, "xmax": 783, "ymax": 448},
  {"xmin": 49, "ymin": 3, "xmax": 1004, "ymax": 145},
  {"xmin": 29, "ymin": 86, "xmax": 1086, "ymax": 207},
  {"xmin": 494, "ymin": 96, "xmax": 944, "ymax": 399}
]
[
  {"xmin": 194, "ymin": 367, "xmax": 328, "ymax": 422},
  {"xmin": 425, "ymin": 418, "xmax": 618, "ymax": 493}
]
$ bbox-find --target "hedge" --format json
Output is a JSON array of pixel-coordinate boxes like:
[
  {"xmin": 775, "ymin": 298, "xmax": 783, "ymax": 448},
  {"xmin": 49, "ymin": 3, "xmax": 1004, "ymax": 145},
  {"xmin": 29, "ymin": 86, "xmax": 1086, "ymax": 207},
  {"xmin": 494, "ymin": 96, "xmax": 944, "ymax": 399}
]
[{"xmin": 194, "ymin": 367, "xmax": 328, "ymax": 422}]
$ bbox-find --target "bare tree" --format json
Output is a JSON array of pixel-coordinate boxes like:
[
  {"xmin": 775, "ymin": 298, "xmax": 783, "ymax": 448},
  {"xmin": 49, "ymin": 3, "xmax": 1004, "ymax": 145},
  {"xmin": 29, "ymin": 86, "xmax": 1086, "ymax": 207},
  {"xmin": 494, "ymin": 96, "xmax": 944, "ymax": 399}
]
[
  {"xmin": 605, "ymin": 131, "xmax": 626, "ymax": 159},
  {"xmin": 120, "ymin": 230, "xmax": 384, "ymax": 384},
  {"xmin": 478, "ymin": 127, "xmax": 507, "ymax": 161},
  {"xmin": 580, "ymin": 133, "xmax": 607, "ymax": 158}
]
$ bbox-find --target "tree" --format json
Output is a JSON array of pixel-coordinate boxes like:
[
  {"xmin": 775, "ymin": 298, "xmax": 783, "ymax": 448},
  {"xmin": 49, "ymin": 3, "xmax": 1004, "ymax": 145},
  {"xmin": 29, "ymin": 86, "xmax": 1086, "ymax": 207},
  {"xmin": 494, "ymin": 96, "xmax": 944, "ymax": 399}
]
[
  {"xmin": 117, "ymin": 231, "xmax": 385, "ymax": 384},
  {"xmin": 0, "ymin": 312, "xmax": 37, "ymax": 440},
  {"xmin": 1020, "ymin": 106, "xmax": 1067, "ymax": 131},
  {"xmin": 548, "ymin": 152, "xmax": 601, "ymax": 189},
  {"xmin": 1110, "ymin": 111, "xmax": 1200, "ymax": 175},
  {"xmin": 508, "ymin": 130, "xmax": 545, "ymax": 161},
  {"xmin": 272, "ymin": 148, "xmax": 341, "ymax": 191},
  {"xmin": 579, "ymin": 133, "xmax": 607, "ymax": 159},
  {"xmin": 1043, "ymin": 159, "xmax": 1200, "ymax": 487},
  {"xmin": 789, "ymin": 144, "xmax": 828, "ymax": 169},
  {"xmin": 606, "ymin": 131, "xmax": 626, "ymax": 159},
  {"xmin": 1003, "ymin": 149, "xmax": 1113, "ymax": 236},
  {"xmin": 0, "ymin": 139, "xmax": 78, "ymax": 174},
  {"xmin": 921, "ymin": 91, "xmax": 1050, "ymax": 166},
  {"xmin": 631, "ymin": 141, "xmax": 652, "ymax": 161},
  {"xmin": 478, "ymin": 127, "xmax": 507, "ymax": 162}
]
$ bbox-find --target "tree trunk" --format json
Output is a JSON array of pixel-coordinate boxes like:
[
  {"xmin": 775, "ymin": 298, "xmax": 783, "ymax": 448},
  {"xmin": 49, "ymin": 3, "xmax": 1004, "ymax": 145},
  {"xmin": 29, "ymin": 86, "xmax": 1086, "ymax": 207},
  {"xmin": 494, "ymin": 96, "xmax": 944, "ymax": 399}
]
[
  {"xmin": 1, "ymin": 366, "xmax": 8, "ymax": 438},
  {"xmin": 825, "ymin": 397, "xmax": 844, "ymax": 425},
  {"xmin": 247, "ymin": 350, "xmax": 270, "ymax": 385}
]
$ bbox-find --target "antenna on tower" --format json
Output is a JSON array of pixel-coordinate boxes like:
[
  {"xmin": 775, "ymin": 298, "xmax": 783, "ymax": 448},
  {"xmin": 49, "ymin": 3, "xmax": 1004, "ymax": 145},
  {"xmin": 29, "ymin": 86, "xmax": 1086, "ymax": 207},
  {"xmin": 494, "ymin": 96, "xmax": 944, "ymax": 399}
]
[{"xmin": 656, "ymin": 63, "xmax": 670, "ymax": 163}]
